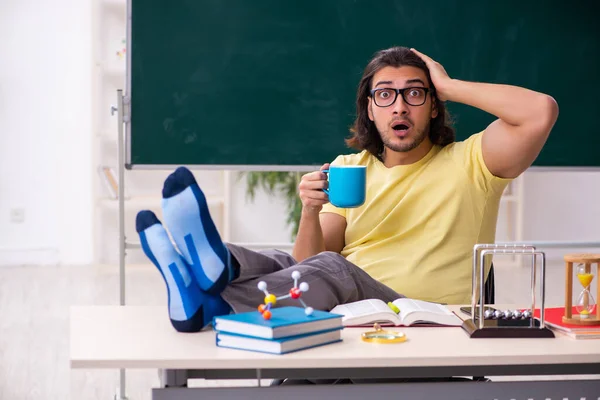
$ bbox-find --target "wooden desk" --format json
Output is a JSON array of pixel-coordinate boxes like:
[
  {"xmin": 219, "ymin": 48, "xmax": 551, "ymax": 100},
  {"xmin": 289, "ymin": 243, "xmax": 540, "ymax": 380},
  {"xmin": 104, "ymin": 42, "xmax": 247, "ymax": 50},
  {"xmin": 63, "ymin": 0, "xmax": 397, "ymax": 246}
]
[{"xmin": 70, "ymin": 305, "xmax": 600, "ymax": 399}]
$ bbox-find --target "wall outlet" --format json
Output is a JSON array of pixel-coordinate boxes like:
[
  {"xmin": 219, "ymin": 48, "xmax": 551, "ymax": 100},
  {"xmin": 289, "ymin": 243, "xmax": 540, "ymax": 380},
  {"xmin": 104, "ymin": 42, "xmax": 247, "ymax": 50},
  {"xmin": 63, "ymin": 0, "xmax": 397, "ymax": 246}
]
[{"xmin": 9, "ymin": 208, "xmax": 25, "ymax": 223}]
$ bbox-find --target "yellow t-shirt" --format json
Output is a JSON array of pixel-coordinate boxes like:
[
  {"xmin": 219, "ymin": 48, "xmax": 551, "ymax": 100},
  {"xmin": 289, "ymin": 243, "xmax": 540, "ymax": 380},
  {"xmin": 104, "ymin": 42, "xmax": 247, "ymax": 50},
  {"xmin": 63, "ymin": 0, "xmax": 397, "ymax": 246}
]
[{"xmin": 320, "ymin": 132, "xmax": 512, "ymax": 304}]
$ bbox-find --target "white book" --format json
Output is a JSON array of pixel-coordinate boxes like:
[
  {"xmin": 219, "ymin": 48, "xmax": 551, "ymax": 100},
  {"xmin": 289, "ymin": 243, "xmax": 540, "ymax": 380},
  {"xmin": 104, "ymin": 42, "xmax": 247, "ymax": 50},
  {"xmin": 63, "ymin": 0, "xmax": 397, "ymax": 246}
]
[{"xmin": 330, "ymin": 298, "xmax": 462, "ymax": 327}]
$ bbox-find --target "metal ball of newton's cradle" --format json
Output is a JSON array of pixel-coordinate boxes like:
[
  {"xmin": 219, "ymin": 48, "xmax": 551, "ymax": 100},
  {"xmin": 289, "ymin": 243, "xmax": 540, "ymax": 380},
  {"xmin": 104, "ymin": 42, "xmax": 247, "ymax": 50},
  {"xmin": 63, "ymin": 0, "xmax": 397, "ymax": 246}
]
[{"xmin": 482, "ymin": 309, "xmax": 532, "ymax": 320}]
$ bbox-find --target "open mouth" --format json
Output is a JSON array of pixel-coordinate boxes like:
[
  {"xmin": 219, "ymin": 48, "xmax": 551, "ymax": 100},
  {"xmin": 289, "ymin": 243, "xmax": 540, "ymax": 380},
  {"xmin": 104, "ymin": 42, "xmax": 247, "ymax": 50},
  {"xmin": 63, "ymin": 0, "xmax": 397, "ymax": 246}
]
[
  {"xmin": 393, "ymin": 123, "xmax": 409, "ymax": 131},
  {"xmin": 391, "ymin": 121, "xmax": 411, "ymax": 135}
]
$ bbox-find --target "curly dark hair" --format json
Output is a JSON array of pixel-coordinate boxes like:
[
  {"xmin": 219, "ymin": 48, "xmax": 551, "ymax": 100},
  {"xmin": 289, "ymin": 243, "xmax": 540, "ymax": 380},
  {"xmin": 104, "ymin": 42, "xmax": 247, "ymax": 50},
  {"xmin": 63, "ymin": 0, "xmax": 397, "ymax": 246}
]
[{"xmin": 346, "ymin": 46, "xmax": 455, "ymax": 158}]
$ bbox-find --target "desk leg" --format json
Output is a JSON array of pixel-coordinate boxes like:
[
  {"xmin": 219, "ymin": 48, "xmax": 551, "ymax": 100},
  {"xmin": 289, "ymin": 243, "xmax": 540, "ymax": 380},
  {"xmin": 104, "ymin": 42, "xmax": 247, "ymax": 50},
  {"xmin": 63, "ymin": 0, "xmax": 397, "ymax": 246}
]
[{"xmin": 159, "ymin": 369, "xmax": 189, "ymax": 388}]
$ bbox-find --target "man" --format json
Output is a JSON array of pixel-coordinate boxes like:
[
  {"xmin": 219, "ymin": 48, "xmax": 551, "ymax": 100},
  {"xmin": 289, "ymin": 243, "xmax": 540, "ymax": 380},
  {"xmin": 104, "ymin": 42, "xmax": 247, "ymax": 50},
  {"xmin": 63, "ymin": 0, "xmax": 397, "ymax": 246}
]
[{"xmin": 136, "ymin": 46, "xmax": 558, "ymax": 332}]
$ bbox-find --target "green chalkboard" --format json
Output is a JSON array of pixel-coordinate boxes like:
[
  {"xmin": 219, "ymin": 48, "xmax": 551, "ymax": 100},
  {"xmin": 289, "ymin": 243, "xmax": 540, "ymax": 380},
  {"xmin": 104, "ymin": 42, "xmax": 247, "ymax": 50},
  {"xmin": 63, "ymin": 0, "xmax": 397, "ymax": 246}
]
[{"xmin": 129, "ymin": 0, "xmax": 599, "ymax": 168}]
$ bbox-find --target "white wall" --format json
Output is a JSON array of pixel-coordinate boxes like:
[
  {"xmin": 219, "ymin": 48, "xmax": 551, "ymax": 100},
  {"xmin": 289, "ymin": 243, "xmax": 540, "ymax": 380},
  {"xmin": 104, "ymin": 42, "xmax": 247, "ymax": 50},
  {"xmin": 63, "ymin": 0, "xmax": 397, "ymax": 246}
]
[
  {"xmin": 521, "ymin": 170, "xmax": 600, "ymax": 261},
  {"xmin": 0, "ymin": 0, "xmax": 93, "ymax": 265}
]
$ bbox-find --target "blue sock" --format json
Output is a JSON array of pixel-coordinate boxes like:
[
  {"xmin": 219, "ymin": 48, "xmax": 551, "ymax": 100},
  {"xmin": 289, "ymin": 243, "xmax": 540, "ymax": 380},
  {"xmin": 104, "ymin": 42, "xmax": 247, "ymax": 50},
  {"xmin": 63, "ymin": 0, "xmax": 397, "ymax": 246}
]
[
  {"xmin": 161, "ymin": 167, "xmax": 233, "ymax": 294},
  {"xmin": 136, "ymin": 210, "xmax": 231, "ymax": 333}
]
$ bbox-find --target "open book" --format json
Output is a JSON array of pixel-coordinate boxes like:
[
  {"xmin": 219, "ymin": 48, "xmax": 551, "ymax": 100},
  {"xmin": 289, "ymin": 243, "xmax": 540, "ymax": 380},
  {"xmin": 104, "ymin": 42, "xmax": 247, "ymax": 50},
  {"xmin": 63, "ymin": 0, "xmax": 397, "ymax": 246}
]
[{"xmin": 330, "ymin": 298, "xmax": 462, "ymax": 327}]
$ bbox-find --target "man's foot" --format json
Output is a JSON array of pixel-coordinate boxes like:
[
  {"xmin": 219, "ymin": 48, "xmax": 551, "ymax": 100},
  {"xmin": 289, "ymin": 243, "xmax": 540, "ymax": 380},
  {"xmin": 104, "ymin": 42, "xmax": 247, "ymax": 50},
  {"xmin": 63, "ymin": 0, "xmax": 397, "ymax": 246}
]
[
  {"xmin": 136, "ymin": 210, "xmax": 231, "ymax": 332},
  {"xmin": 161, "ymin": 167, "xmax": 232, "ymax": 294}
]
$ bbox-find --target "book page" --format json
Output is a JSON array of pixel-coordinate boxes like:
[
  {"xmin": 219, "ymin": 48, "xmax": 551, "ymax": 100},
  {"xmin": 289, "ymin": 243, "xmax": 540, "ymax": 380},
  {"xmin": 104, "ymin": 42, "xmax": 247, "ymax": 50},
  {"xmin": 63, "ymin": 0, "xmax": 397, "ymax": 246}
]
[
  {"xmin": 332, "ymin": 299, "xmax": 392, "ymax": 317},
  {"xmin": 330, "ymin": 299, "xmax": 399, "ymax": 326},
  {"xmin": 393, "ymin": 298, "xmax": 452, "ymax": 315},
  {"xmin": 392, "ymin": 298, "xmax": 461, "ymax": 326}
]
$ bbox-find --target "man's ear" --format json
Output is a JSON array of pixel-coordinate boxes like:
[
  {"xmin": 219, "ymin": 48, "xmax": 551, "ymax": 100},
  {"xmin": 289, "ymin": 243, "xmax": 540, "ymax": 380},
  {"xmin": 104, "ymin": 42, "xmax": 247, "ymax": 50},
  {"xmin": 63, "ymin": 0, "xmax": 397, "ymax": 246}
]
[
  {"xmin": 368, "ymin": 97, "xmax": 374, "ymax": 121},
  {"xmin": 431, "ymin": 98, "xmax": 439, "ymax": 119}
]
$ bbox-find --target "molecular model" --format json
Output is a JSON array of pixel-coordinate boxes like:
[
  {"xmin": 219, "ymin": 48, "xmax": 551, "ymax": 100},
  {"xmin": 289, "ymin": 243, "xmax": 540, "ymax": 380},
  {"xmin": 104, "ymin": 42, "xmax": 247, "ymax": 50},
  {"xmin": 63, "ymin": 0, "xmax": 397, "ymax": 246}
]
[{"xmin": 257, "ymin": 271, "xmax": 314, "ymax": 319}]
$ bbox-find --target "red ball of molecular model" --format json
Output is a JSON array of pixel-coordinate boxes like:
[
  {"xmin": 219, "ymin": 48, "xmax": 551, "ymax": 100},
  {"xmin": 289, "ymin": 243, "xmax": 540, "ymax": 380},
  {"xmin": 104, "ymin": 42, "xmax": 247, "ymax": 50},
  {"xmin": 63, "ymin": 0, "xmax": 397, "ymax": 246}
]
[{"xmin": 257, "ymin": 271, "xmax": 313, "ymax": 320}]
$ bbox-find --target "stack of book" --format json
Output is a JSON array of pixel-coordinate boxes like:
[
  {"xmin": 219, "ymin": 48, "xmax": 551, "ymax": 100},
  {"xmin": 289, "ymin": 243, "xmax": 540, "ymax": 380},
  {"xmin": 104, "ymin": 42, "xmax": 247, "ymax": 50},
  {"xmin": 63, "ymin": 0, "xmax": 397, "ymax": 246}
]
[
  {"xmin": 535, "ymin": 307, "xmax": 600, "ymax": 339},
  {"xmin": 213, "ymin": 307, "xmax": 344, "ymax": 354}
]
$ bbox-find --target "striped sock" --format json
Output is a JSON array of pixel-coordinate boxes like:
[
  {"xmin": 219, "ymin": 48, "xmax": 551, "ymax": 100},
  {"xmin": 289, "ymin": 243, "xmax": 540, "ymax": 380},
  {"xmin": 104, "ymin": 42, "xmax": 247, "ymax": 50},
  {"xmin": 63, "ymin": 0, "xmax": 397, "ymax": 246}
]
[
  {"xmin": 136, "ymin": 210, "xmax": 231, "ymax": 332},
  {"xmin": 161, "ymin": 166, "xmax": 233, "ymax": 294}
]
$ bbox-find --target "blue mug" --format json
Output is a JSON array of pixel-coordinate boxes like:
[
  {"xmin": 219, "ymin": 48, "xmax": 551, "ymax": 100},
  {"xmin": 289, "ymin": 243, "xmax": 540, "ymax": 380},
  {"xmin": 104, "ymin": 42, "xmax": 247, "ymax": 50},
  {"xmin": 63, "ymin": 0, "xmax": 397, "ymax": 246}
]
[{"xmin": 323, "ymin": 165, "xmax": 366, "ymax": 208}]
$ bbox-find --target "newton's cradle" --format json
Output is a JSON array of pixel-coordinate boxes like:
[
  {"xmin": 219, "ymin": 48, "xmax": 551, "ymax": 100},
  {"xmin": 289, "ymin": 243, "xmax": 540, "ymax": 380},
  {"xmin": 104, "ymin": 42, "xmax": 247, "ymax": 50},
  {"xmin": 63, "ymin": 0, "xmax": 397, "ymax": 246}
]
[
  {"xmin": 463, "ymin": 245, "xmax": 600, "ymax": 338},
  {"xmin": 463, "ymin": 244, "xmax": 554, "ymax": 338}
]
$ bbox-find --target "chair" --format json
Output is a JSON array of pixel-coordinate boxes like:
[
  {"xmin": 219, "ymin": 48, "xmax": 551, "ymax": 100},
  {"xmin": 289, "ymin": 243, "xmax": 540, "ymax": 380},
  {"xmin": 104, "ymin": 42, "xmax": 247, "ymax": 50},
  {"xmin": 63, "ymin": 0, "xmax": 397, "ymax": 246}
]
[{"xmin": 484, "ymin": 263, "xmax": 495, "ymax": 305}]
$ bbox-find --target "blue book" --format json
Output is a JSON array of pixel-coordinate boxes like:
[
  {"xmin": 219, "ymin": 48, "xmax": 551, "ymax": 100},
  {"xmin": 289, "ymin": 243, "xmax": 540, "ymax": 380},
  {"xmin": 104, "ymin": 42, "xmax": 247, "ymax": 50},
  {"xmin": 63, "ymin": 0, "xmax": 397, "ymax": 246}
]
[
  {"xmin": 213, "ymin": 306, "xmax": 343, "ymax": 339},
  {"xmin": 216, "ymin": 328, "xmax": 343, "ymax": 355}
]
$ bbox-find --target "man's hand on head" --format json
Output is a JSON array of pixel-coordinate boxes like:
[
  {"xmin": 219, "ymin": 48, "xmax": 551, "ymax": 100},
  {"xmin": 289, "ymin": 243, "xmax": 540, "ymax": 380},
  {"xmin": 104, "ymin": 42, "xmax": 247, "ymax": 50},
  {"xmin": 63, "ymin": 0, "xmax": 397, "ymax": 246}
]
[
  {"xmin": 409, "ymin": 49, "xmax": 558, "ymax": 178},
  {"xmin": 410, "ymin": 48, "xmax": 455, "ymax": 102}
]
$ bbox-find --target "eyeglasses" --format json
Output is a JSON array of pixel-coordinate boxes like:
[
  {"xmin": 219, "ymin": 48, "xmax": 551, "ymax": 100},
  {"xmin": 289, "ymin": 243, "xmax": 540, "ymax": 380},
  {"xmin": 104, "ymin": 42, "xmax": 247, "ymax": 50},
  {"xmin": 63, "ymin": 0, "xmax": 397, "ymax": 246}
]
[{"xmin": 369, "ymin": 87, "xmax": 433, "ymax": 107}]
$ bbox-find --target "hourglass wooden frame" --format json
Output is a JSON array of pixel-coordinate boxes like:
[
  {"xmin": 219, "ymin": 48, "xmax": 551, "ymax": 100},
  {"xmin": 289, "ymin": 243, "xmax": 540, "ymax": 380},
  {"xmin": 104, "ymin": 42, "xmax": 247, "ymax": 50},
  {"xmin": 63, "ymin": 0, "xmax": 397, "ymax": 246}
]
[{"xmin": 563, "ymin": 253, "xmax": 600, "ymax": 325}]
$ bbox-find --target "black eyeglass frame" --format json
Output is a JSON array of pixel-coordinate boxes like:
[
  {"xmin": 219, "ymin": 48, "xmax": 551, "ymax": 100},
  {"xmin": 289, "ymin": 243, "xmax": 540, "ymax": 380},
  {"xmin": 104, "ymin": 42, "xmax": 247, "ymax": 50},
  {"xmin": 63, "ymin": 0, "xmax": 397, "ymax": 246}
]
[{"xmin": 369, "ymin": 87, "xmax": 435, "ymax": 107}]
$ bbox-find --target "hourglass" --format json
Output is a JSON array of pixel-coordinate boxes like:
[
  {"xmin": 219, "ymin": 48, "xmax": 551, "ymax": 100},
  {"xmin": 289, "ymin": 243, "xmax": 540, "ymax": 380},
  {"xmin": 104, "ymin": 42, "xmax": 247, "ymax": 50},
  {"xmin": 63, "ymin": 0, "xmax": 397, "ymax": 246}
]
[{"xmin": 563, "ymin": 254, "xmax": 600, "ymax": 325}]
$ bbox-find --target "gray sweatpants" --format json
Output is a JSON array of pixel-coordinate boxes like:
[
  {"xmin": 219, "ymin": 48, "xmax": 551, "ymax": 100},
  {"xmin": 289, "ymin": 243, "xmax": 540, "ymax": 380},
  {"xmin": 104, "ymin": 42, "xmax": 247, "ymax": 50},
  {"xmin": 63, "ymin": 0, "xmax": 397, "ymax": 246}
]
[{"xmin": 221, "ymin": 243, "xmax": 404, "ymax": 314}]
